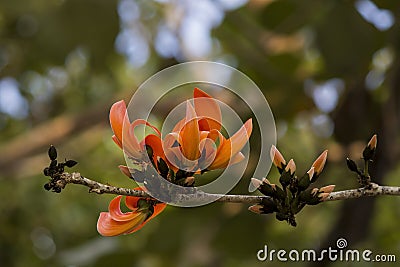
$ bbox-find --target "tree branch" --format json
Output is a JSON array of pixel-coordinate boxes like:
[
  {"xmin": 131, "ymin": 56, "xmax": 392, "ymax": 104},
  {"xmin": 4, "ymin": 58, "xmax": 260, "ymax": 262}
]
[{"xmin": 53, "ymin": 171, "xmax": 400, "ymax": 204}]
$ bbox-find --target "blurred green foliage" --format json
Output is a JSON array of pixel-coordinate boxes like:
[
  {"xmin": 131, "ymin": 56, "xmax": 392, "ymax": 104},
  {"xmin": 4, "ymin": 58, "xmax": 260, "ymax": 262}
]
[{"xmin": 1, "ymin": 0, "xmax": 400, "ymax": 266}]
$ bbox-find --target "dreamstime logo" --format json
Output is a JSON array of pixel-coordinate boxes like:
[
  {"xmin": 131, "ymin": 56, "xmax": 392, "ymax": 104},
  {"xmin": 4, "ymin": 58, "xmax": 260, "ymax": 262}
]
[
  {"xmin": 123, "ymin": 61, "xmax": 276, "ymax": 207},
  {"xmin": 256, "ymin": 238, "xmax": 396, "ymax": 263}
]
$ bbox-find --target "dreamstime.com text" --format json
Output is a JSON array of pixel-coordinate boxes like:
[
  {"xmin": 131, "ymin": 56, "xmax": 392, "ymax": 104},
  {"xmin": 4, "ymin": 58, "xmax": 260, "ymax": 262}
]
[{"xmin": 257, "ymin": 238, "xmax": 396, "ymax": 263}]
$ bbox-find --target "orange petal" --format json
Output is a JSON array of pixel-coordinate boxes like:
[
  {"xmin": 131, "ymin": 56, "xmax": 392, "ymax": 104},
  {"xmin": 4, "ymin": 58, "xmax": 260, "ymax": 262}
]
[
  {"xmin": 208, "ymin": 133, "xmax": 231, "ymax": 170},
  {"xmin": 123, "ymin": 119, "xmax": 161, "ymax": 158},
  {"xmin": 209, "ymin": 119, "xmax": 252, "ymax": 169},
  {"xmin": 198, "ymin": 131, "xmax": 211, "ymax": 151},
  {"xmin": 109, "ymin": 100, "xmax": 128, "ymax": 145},
  {"xmin": 180, "ymin": 101, "xmax": 200, "ymax": 160},
  {"xmin": 198, "ymin": 137, "xmax": 217, "ymax": 170},
  {"xmin": 270, "ymin": 145, "xmax": 286, "ymax": 169},
  {"xmin": 163, "ymin": 132, "xmax": 180, "ymax": 148},
  {"xmin": 163, "ymin": 133, "xmax": 181, "ymax": 172},
  {"xmin": 229, "ymin": 119, "xmax": 252, "ymax": 156},
  {"xmin": 97, "ymin": 212, "xmax": 147, "ymax": 236},
  {"xmin": 112, "ymin": 135, "xmax": 123, "ymax": 149},
  {"xmin": 118, "ymin": 165, "xmax": 132, "ymax": 178},
  {"xmin": 142, "ymin": 134, "xmax": 166, "ymax": 164},
  {"xmin": 166, "ymin": 147, "xmax": 198, "ymax": 171},
  {"xmin": 131, "ymin": 119, "xmax": 161, "ymax": 137},
  {"xmin": 194, "ymin": 88, "xmax": 222, "ymax": 131},
  {"xmin": 108, "ymin": 195, "xmax": 141, "ymax": 222},
  {"xmin": 98, "ymin": 186, "xmax": 167, "ymax": 236},
  {"xmin": 227, "ymin": 152, "xmax": 245, "ymax": 166}
]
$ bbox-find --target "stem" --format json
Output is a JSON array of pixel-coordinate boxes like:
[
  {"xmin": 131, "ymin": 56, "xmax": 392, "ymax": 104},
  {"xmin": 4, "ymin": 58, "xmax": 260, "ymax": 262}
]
[{"xmin": 53, "ymin": 172, "xmax": 400, "ymax": 204}]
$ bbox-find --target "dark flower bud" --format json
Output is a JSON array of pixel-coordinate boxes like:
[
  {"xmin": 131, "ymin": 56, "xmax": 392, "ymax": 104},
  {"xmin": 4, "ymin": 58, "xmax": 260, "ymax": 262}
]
[
  {"xmin": 44, "ymin": 183, "xmax": 51, "ymax": 191},
  {"xmin": 363, "ymin": 134, "xmax": 377, "ymax": 161},
  {"xmin": 261, "ymin": 198, "xmax": 278, "ymax": 213},
  {"xmin": 53, "ymin": 187, "xmax": 61, "ymax": 193},
  {"xmin": 279, "ymin": 171, "xmax": 292, "ymax": 188},
  {"xmin": 65, "ymin": 160, "xmax": 78, "ymax": 168},
  {"xmin": 43, "ymin": 167, "xmax": 50, "ymax": 176},
  {"xmin": 274, "ymin": 185, "xmax": 286, "ymax": 200},
  {"xmin": 297, "ymin": 169, "xmax": 313, "ymax": 191},
  {"xmin": 50, "ymin": 160, "xmax": 57, "ymax": 168},
  {"xmin": 346, "ymin": 158, "xmax": 359, "ymax": 173},
  {"xmin": 48, "ymin": 145, "xmax": 57, "ymax": 160},
  {"xmin": 258, "ymin": 180, "xmax": 275, "ymax": 197}
]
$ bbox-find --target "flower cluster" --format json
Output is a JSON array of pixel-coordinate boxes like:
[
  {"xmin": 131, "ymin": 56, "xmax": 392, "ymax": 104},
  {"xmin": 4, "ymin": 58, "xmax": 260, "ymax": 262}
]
[
  {"xmin": 249, "ymin": 146, "xmax": 334, "ymax": 226},
  {"xmin": 97, "ymin": 188, "xmax": 166, "ymax": 236},
  {"xmin": 97, "ymin": 88, "xmax": 252, "ymax": 236}
]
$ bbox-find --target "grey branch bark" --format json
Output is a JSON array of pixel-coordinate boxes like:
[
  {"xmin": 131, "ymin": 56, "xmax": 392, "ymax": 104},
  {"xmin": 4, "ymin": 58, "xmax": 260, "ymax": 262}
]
[{"xmin": 57, "ymin": 172, "xmax": 400, "ymax": 204}]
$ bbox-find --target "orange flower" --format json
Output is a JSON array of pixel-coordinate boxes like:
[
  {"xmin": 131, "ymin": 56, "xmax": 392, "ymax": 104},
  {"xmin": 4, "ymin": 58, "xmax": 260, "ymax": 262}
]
[
  {"xmin": 163, "ymin": 88, "xmax": 252, "ymax": 172},
  {"xmin": 102, "ymin": 88, "xmax": 252, "ymax": 236},
  {"xmin": 97, "ymin": 188, "xmax": 166, "ymax": 236},
  {"xmin": 109, "ymin": 100, "xmax": 166, "ymax": 167}
]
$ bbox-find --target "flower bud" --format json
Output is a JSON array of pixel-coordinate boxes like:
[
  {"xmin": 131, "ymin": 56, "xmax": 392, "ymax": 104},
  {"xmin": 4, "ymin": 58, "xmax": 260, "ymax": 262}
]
[
  {"xmin": 285, "ymin": 159, "xmax": 296, "ymax": 176},
  {"xmin": 367, "ymin": 134, "xmax": 377, "ymax": 150},
  {"xmin": 311, "ymin": 150, "xmax": 328, "ymax": 182},
  {"xmin": 48, "ymin": 145, "xmax": 57, "ymax": 161},
  {"xmin": 346, "ymin": 158, "xmax": 359, "ymax": 173},
  {"xmin": 251, "ymin": 178, "xmax": 262, "ymax": 189},
  {"xmin": 363, "ymin": 134, "xmax": 377, "ymax": 161},
  {"xmin": 258, "ymin": 182, "xmax": 275, "ymax": 197},
  {"xmin": 307, "ymin": 167, "xmax": 315, "ymax": 181},
  {"xmin": 318, "ymin": 192, "xmax": 331, "ymax": 201},
  {"xmin": 118, "ymin": 165, "xmax": 133, "ymax": 178},
  {"xmin": 319, "ymin": 185, "xmax": 335, "ymax": 193},
  {"xmin": 311, "ymin": 188, "xmax": 319, "ymax": 196},
  {"xmin": 65, "ymin": 160, "xmax": 78, "ymax": 168},
  {"xmin": 297, "ymin": 167, "xmax": 314, "ymax": 191},
  {"xmin": 248, "ymin": 204, "xmax": 264, "ymax": 214},
  {"xmin": 262, "ymin": 178, "xmax": 272, "ymax": 185},
  {"xmin": 270, "ymin": 145, "xmax": 286, "ymax": 171},
  {"xmin": 184, "ymin": 176, "xmax": 195, "ymax": 186}
]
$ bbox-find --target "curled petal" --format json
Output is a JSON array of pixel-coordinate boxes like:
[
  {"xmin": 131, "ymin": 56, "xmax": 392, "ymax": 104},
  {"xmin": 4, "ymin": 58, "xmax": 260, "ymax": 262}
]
[
  {"xmin": 109, "ymin": 101, "xmax": 141, "ymax": 157},
  {"xmin": 124, "ymin": 119, "xmax": 162, "ymax": 158},
  {"xmin": 108, "ymin": 195, "xmax": 139, "ymax": 221},
  {"xmin": 97, "ymin": 212, "xmax": 147, "ymax": 237},
  {"xmin": 131, "ymin": 119, "xmax": 161, "ymax": 137},
  {"xmin": 97, "ymin": 187, "xmax": 167, "ymax": 236},
  {"xmin": 110, "ymin": 100, "xmax": 128, "ymax": 145}
]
